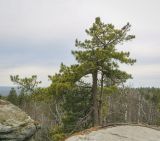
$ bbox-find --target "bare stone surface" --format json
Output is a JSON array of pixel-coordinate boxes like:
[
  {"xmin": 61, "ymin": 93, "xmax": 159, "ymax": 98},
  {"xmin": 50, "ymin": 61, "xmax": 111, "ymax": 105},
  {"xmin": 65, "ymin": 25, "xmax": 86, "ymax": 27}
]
[
  {"xmin": 0, "ymin": 100, "xmax": 39, "ymax": 141},
  {"xmin": 66, "ymin": 125, "xmax": 160, "ymax": 141}
]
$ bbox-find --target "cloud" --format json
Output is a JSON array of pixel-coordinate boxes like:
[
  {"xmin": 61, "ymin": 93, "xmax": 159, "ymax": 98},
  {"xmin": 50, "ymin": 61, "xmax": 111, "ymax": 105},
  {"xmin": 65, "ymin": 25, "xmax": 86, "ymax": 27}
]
[
  {"xmin": 0, "ymin": 65, "xmax": 59, "ymax": 86},
  {"xmin": 0, "ymin": 0, "xmax": 160, "ymax": 87},
  {"xmin": 121, "ymin": 64, "xmax": 160, "ymax": 87},
  {"xmin": 0, "ymin": 39, "xmax": 75, "ymax": 66}
]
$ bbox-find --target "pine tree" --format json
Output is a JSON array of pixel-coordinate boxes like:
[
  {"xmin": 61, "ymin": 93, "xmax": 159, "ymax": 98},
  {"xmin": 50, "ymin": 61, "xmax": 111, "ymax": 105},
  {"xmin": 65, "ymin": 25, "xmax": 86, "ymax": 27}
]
[
  {"xmin": 7, "ymin": 88, "xmax": 18, "ymax": 105},
  {"xmin": 10, "ymin": 75, "xmax": 41, "ymax": 94},
  {"xmin": 72, "ymin": 17, "xmax": 136, "ymax": 126}
]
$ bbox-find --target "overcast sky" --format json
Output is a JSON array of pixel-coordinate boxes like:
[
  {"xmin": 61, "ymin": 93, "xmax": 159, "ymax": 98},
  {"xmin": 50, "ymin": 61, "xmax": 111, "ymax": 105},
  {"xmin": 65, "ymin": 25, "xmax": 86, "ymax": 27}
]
[{"xmin": 0, "ymin": 0, "xmax": 160, "ymax": 87}]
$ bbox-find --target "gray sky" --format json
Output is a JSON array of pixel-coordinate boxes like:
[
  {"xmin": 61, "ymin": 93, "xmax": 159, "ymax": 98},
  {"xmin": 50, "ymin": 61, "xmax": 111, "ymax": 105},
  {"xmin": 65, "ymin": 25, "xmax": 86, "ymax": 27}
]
[{"xmin": 0, "ymin": 0, "xmax": 160, "ymax": 87}]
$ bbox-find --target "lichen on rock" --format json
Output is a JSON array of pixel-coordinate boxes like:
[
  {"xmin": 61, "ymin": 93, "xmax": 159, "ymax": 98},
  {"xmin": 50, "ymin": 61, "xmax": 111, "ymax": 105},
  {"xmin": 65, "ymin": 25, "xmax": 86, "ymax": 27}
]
[
  {"xmin": 0, "ymin": 100, "xmax": 39, "ymax": 141},
  {"xmin": 66, "ymin": 124, "xmax": 160, "ymax": 141}
]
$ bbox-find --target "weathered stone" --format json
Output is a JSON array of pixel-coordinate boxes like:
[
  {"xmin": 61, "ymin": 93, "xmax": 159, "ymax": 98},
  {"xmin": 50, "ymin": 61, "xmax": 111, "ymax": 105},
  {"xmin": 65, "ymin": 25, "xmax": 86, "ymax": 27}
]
[
  {"xmin": 0, "ymin": 100, "xmax": 39, "ymax": 141},
  {"xmin": 66, "ymin": 125, "xmax": 160, "ymax": 141}
]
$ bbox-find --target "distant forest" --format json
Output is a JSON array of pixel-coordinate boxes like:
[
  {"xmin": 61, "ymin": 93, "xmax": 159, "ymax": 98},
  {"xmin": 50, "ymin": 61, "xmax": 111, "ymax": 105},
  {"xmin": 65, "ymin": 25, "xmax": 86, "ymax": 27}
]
[
  {"xmin": 1, "ymin": 86, "xmax": 160, "ymax": 141},
  {"xmin": 0, "ymin": 86, "xmax": 19, "ymax": 96}
]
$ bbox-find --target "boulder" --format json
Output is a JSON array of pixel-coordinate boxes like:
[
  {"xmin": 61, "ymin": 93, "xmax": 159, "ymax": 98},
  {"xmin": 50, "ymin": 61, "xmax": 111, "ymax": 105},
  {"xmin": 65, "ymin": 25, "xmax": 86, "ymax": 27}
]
[
  {"xmin": 66, "ymin": 124, "xmax": 160, "ymax": 141},
  {"xmin": 0, "ymin": 99, "xmax": 39, "ymax": 141}
]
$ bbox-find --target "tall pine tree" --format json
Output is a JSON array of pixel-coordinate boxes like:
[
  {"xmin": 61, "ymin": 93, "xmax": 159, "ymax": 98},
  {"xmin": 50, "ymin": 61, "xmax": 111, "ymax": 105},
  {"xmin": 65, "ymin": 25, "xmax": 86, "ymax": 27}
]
[{"xmin": 72, "ymin": 17, "xmax": 136, "ymax": 126}]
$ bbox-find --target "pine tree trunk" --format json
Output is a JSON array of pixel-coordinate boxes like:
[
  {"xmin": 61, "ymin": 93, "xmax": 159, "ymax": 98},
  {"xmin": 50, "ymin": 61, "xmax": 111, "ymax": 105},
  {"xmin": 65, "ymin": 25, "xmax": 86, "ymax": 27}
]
[
  {"xmin": 99, "ymin": 72, "xmax": 104, "ymax": 125},
  {"xmin": 92, "ymin": 71, "xmax": 99, "ymax": 126}
]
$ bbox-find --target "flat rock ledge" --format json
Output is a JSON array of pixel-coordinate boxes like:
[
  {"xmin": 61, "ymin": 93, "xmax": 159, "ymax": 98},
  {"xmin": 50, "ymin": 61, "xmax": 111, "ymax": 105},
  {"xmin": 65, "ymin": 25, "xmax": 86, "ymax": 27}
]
[
  {"xmin": 0, "ymin": 100, "xmax": 39, "ymax": 141},
  {"xmin": 66, "ymin": 124, "xmax": 160, "ymax": 141}
]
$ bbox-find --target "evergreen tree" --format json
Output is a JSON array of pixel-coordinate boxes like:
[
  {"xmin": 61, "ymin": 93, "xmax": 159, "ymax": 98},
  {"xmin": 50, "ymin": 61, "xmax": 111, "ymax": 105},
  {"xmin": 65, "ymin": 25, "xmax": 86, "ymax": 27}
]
[
  {"xmin": 72, "ymin": 17, "xmax": 136, "ymax": 126},
  {"xmin": 62, "ymin": 85, "xmax": 92, "ymax": 133},
  {"xmin": 10, "ymin": 75, "xmax": 41, "ymax": 94},
  {"xmin": 17, "ymin": 89, "xmax": 26, "ymax": 107},
  {"xmin": 7, "ymin": 88, "xmax": 18, "ymax": 105}
]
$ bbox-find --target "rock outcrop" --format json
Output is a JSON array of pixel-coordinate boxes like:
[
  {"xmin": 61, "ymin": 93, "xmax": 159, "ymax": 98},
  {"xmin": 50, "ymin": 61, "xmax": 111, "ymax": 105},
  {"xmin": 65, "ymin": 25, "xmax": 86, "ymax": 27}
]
[
  {"xmin": 0, "ymin": 100, "xmax": 39, "ymax": 141},
  {"xmin": 66, "ymin": 124, "xmax": 160, "ymax": 141}
]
